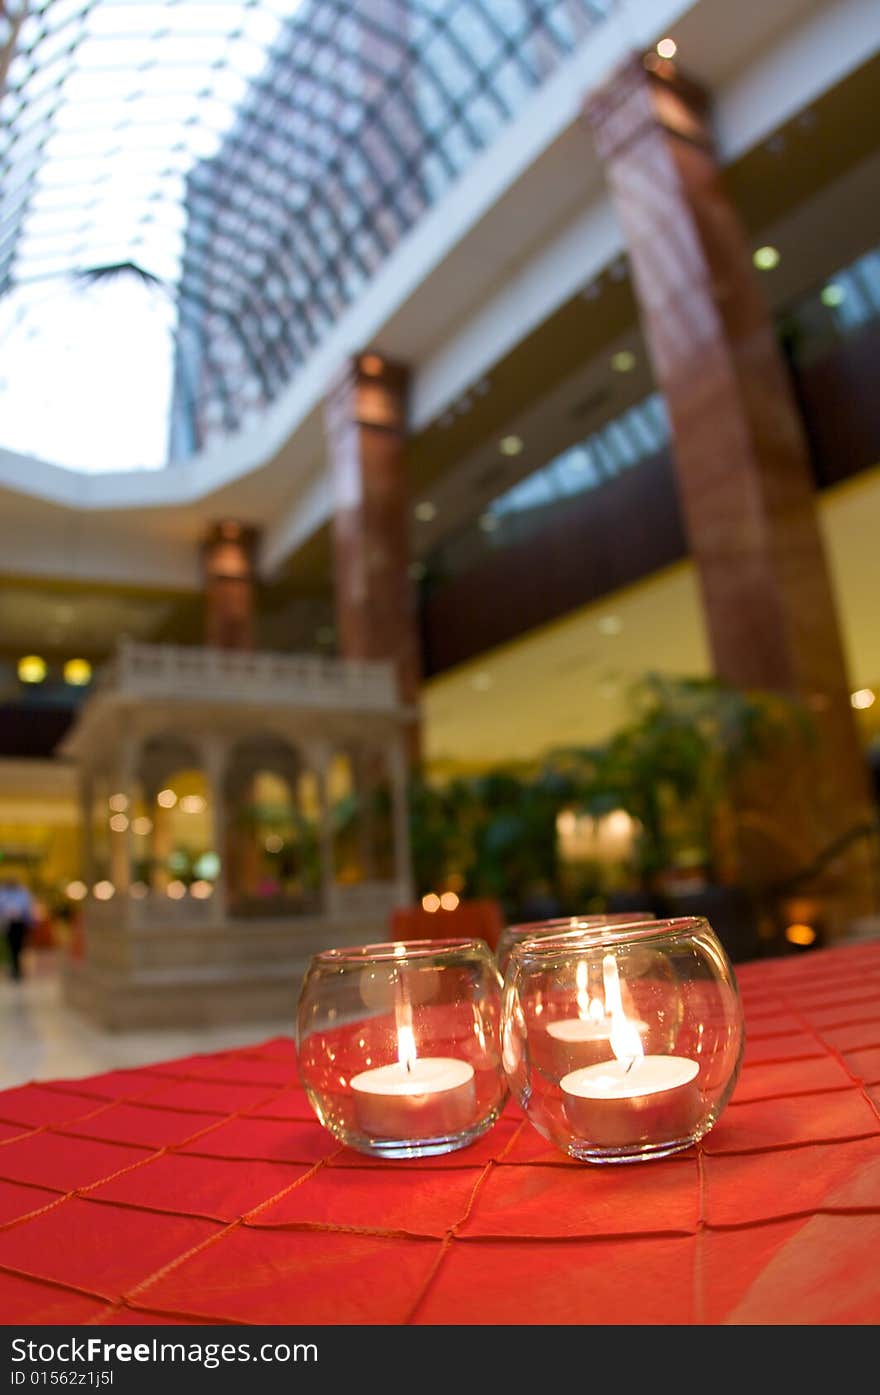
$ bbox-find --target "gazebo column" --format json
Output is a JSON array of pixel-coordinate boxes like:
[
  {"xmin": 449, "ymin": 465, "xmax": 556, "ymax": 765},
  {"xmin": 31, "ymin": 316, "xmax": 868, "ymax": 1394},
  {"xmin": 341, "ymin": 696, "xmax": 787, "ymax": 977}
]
[
  {"xmin": 109, "ymin": 738, "xmax": 137, "ymax": 899},
  {"xmin": 201, "ymin": 737, "xmax": 229, "ymax": 920},
  {"xmin": 309, "ymin": 739, "xmax": 339, "ymax": 918},
  {"xmin": 79, "ymin": 770, "xmax": 95, "ymax": 892}
]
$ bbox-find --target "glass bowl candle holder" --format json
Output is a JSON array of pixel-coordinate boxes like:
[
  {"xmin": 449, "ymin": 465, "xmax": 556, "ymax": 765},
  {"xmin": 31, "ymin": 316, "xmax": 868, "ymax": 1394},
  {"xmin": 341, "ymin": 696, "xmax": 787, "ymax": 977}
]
[
  {"xmin": 501, "ymin": 917, "xmax": 744, "ymax": 1164},
  {"xmin": 496, "ymin": 912, "xmax": 656, "ymax": 978},
  {"xmin": 297, "ymin": 938, "xmax": 507, "ymax": 1159}
]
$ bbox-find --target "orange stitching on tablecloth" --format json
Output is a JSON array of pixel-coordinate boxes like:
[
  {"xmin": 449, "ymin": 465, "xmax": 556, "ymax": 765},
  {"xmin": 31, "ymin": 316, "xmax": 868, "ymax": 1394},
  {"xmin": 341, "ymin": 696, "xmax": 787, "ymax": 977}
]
[
  {"xmin": 0, "ymin": 1084, "xmax": 302, "ymax": 1236},
  {"xmin": 774, "ymin": 988, "xmax": 880, "ymax": 1133},
  {"xmin": 122, "ymin": 1150, "xmax": 341, "ymax": 1302},
  {"xmin": 400, "ymin": 1159, "xmax": 496, "ymax": 1325}
]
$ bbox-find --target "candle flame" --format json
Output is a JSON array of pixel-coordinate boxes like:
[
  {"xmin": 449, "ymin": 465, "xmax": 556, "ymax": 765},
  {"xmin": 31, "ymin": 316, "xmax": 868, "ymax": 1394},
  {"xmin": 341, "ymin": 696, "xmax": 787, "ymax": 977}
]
[
  {"xmin": 397, "ymin": 1023, "xmax": 417, "ymax": 1072},
  {"xmin": 576, "ymin": 960, "xmax": 589, "ymax": 1018},
  {"xmin": 603, "ymin": 952, "xmax": 644, "ymax": 1065}
]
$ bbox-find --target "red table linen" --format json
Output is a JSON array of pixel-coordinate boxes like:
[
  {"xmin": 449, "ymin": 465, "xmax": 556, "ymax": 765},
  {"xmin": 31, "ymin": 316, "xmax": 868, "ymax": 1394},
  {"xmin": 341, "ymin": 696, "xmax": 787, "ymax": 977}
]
[{"xmin": 2, "ymin": 940, "xmax": 880, "ymax": 1326}]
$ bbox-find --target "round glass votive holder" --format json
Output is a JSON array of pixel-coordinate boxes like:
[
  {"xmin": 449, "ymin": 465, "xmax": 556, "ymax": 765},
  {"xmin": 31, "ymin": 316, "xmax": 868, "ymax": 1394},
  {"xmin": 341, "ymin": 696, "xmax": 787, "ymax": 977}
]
[
  {"xmin": 501, "ymin": 917, "xmax": 744, "ymax": 1164},
  {"xmin": 496, "ymin": 911, "xmax": 656, "ymax": 979},
  {"xmin": 297, "ymin": 937, "xmax": 507, "ymax": 1159}
]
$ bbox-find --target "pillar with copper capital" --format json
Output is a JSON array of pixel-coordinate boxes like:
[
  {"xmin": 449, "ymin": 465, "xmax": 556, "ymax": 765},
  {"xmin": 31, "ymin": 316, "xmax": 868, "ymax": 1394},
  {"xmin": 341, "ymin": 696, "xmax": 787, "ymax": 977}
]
[
  {"xmin": 584, "ymin": 55, "xmax": 874, "ymax": 920},
  {"xmin": 323, "ymin": 353, "xmax": 421, "ymax": 757},
  {"xmin": 201, "ymin": 521, "xmax": 259, "ymax": 651}
]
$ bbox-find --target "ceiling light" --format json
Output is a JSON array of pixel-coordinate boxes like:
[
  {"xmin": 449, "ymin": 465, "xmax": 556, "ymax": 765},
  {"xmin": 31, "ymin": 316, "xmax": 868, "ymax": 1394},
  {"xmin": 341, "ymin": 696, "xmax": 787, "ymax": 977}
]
[
  {"xmin": 18, "ymin": 655, "xmax": 47, "ymax": 683},
  {"xmin": 65, "ymin": 880, "xmax": 87, "ymax": 901},
  {"xmin": 499, "ymin": 435, "xmax": 523, "ymax": 456},
  {"xmin": 108, "ymin": 793, "xmax": 128, "ymax": 812},
  {"xmin": 414, "ymin": 500, "xmax": 436, "ymax": 522},
  {"xmin": 611, "ymin": 350, "xmax": 636, "ymax": 373},
  {"xmin": 821, "ymin": 283, "xmax": 845, "ymax": 308},
  {"xmin": 63, "ymin": 658, "xmax": 92, "ymax": 686},
  {"xmin": 179, "ymin": 794, "xmax": 206, "ymax": 814},
  {"xmin": 753, "ymin": 246, "xmax": 780, "ymax": 271},
  {"xmin": 156, "ymin": 788, "xmax": 177, "ymax": 808},
  {"xmin": 132, "ymin": 816, "xmax": 153, "ymax": 836},
  {"xmin": 265, "ymin": 834, "xmax": 284, "ymax": 853},
  {"xmin": 598, "ymin": 615, "xmax": 622, "ymax": 636},
  {"xmin": 421, "ymin": 893, "xmax": 441, "ymax": 913},
  {"xmin": 93, "ymin": 880, "xmax": 115, "ymax": 901},
  {"xmin": 109, "ymin": 814, "xmax": 129, "ymax": 833},
  {"xmin": 440, "ymin": 891, "xmax": 460, "ymax": 911},
  {"xmin": 851, "ymin": 688, "xmax": 875, "ymax": 710},
  {"xmin": 166, "ymin": 879, "xmax": 187, "ymax": 899},
  {"xmin": 191, "ymin": 880, "xmax": 213, "ymax": 899},
  {"xmin": 656, "ymin": 37, "xmax": 677, "ymax": 59}
]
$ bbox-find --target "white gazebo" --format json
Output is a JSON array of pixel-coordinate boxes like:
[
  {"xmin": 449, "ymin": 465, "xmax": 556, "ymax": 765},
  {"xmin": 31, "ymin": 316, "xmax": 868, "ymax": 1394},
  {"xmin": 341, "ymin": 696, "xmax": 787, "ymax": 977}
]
[{"xmin": 61, "ymin": 640, "xmax": 414, "ymax": 1029}]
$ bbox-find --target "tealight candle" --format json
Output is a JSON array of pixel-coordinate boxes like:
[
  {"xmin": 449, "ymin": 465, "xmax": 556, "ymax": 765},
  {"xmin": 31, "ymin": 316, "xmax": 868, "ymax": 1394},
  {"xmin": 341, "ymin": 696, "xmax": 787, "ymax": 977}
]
[
  {"xmin": 542, "ymin": 957, "xmax": 647, "ymax": 1073},
  {"xmin": 350, "ymin": 1015, "xmax": 476, "ymax": 1139},
  {"xmin": 350, "ymin": 1055, "xmax": 476, "ymax": 1138},
  {"xmin": 560, "ymin": 1054, "xmax": 701, "ymax": 1149}
]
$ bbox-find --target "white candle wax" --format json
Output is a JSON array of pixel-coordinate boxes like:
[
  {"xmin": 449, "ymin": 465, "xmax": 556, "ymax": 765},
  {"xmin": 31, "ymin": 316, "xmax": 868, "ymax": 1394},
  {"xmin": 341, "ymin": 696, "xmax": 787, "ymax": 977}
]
[
  {"xmin": 560, "ymin": 1055, "xmax": 701, "ymax": 1149},
  {"xmin": 541, "ymin": 1014, "xmax": 648, "ymax": 1074},
  {"xmin": 350, "ymin": 1056, "xmax": 476, "ymax": 1139}
]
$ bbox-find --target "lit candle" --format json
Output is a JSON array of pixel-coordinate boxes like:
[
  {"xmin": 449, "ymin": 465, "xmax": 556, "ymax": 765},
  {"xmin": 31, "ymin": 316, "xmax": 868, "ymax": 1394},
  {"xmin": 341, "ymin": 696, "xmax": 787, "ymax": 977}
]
[
  {"xmin": 544, "ymin": 957, "xmax": 648, "ymax": 1072},
  {"xmin": 560, "ymin": 955, "xmax": 700, "ymax": 1149},
  {"xmin": 350, "ymin": 1005, "xmax": 476, "ymax": 1140}
]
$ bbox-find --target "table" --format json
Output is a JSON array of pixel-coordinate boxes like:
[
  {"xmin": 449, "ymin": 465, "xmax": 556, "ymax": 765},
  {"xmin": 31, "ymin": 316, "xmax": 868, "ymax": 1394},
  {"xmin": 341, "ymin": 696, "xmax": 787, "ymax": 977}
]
[{"xmin": 1, "ymin": 941, "xmax": 879, "ymax": 1326}]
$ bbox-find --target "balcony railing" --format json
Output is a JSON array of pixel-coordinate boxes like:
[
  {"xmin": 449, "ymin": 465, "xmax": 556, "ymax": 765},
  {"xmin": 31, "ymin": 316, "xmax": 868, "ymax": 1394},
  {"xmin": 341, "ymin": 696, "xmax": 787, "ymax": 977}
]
[{"xmin": 98, "ymin": 641, "xmax": 400, "ymax": 713}]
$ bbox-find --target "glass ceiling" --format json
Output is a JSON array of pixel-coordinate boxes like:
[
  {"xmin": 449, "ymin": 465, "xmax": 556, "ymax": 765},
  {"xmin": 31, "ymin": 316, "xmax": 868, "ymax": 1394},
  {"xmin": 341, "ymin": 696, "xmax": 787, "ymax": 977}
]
[{"xmin": 0, "ymin": 0, "xmax": 614, "ymax": 472}]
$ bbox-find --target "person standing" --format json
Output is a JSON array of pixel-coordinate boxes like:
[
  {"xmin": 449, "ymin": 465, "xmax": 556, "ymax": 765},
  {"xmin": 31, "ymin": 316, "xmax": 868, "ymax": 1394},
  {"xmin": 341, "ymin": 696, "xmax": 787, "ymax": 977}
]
[{"xmin": 0, "ymin": 877, "xmax": 35, "ymax": 981}]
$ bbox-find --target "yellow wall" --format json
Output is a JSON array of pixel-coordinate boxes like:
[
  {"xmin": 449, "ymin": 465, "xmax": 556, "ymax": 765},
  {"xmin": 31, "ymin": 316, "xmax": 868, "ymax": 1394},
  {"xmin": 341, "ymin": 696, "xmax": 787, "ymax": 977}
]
[{"xmin": 423, "ymin": 465, "xmax": 880, "ymax": 771}]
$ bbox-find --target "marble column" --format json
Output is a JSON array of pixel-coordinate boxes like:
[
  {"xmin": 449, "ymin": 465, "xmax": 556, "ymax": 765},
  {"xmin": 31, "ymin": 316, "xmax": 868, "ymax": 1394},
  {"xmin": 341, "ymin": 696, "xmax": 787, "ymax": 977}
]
[
  {"xmin": 201, "ymin": 521, "xmax": 259, "ymax": 651},
  {"xmin": 323, "ymin": 355, "xmax": 421, "ymax": 754},
  {"xmin": 584, "ymin": 56, "xmax": 873, "ymax": 904}
]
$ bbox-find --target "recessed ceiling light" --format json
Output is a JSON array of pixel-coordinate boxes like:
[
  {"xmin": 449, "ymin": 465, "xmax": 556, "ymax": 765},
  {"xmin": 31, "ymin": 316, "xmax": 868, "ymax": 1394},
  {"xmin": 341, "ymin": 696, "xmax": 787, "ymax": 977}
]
[
  {"xmin": 821, "ymin": 283, "xmax": 845, "ymax": 308},
  {"xmin": 611, "ymin": 350, "xmax": 636, "ymax": 373},
  {"xmin": 63, "ymin": 657, "xmax": 92, "ymax": 686},
  {"xmin": 851, "ymin": 688, "xmax": 875, "ymax": 710},
  {"xmin": 656, "ymin": 37, "xmax": 677, "ymax": 59},
  {"xmin": 17, "ymin": 655, "xmax": 47, "ymax": 683},
  {"xmin": 414, "ymin": 500, "xmax": 436, "ymax": 522},
  {"xmin": 753, "ymin": 245, "xmax": 780, "ymax": 271},
  {"xmin": 499, "ymin": 435, "xmax": 523, "ymax": 456}
]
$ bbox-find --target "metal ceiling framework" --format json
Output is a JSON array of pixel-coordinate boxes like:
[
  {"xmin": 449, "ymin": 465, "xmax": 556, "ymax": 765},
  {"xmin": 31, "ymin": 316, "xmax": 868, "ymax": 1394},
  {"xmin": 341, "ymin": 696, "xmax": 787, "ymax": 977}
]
[{"xmin": 0, "ymin": 0, "xmax": 614, "ymax": 468}]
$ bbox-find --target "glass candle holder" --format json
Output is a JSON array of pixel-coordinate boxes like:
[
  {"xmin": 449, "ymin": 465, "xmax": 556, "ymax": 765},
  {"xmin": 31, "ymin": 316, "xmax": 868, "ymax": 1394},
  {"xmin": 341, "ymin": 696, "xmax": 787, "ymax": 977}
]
[
  {"xmin": 501, "ymin": 917, "xmax": 744, "ymax": 1163},
  {"xmin": 496, "ymin": 911, "xmax": 656, "ymax": 978},
  {"xmin": 297, "ymin": 937, "xmax": 507, "ymax": 1159}
]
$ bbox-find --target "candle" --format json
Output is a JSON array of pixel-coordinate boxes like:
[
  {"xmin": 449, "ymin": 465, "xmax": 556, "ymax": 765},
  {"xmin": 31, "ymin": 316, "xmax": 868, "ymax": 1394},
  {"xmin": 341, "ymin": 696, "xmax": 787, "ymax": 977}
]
[
  {"xmin": 560, "ymin": 1055, "xmax": 701, "ymax": 1148},
  {"xmin": 350, "ymin": 1014, "xmax": 476, "ymax": 1139},
  {"xmin": 558, "ymin": 952, "xmax": 700, "ymax": 1149},
  {"xmin": 541, "ymin": 956, "xmax": 647, "ymax": 1073}
]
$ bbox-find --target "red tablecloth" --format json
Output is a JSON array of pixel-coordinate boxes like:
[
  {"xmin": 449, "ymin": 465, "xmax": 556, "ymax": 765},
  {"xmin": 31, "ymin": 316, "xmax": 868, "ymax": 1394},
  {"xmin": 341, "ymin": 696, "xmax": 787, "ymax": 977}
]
[{"xmin": 2, "ymin": 941, "xmax": 880, "ymax": 1326}]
